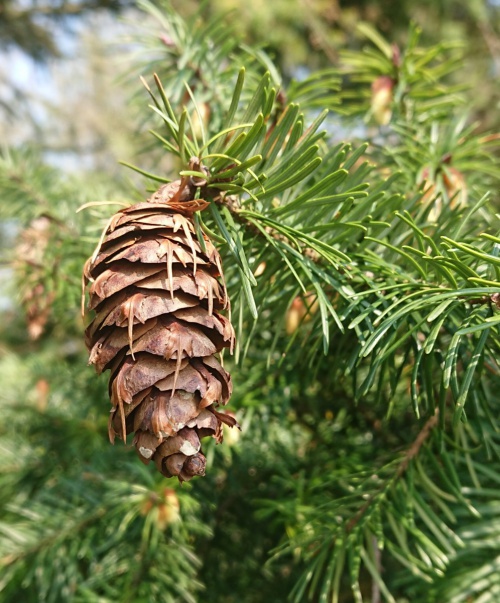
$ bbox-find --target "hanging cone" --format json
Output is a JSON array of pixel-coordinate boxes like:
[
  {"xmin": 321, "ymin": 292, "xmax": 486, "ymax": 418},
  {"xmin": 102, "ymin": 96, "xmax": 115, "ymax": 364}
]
[
  {"xmin": 15, "ymin": 215, "xmax": 56, "ymax": 340},
  {"xmin": 83, "ymin": 177, "xmax": 237, "ymax": 482}
]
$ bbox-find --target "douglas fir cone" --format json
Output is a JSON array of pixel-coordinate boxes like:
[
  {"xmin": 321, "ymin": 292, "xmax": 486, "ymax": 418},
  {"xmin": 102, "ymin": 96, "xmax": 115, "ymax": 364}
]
[{"xmin": 83, "ymin": 178, "xmax": 237, "ymax": 482}]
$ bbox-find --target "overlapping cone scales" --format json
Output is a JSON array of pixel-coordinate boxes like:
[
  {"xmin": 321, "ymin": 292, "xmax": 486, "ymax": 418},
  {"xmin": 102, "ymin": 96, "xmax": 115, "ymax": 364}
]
[{"xmin": 84, "ymin": 190, "xmax": 236, "ymax": 482}]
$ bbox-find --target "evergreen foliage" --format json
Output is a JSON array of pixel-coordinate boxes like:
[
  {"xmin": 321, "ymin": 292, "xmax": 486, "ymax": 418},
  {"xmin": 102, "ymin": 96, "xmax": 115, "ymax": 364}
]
[{"xmin": 0, "ymin": 2, "xmax": 499, "ymax": 602}]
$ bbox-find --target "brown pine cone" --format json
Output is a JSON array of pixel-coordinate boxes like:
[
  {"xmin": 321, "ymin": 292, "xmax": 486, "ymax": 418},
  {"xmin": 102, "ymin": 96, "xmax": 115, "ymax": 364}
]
[{"xmin": 83, "ymin": 180, "xmax": 237, "ymax": 482}]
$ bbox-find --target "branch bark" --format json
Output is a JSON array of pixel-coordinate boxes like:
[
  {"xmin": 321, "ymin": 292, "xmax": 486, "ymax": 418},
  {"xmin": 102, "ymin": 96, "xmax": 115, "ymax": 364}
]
[{"xmin": 346, "ymin": 410, "xmax": 439, "ymax": 534}]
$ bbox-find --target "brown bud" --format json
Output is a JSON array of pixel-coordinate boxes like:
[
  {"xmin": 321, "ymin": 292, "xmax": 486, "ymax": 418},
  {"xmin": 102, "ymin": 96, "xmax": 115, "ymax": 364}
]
[
  {"xmin": 371, "ymin": 76, "xmax": 394, "ymax": 125},
  {"xmin": 443, "ymin": 167, "xmax": 467, "ymax": 210},
  {"xmin": 286, "ymin": 292, "xmax": 319, "ymax": 335}
]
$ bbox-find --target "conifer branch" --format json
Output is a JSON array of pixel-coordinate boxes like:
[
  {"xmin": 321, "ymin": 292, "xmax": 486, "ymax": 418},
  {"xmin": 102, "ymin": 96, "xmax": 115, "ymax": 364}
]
[
  {"xmin": 1, "ymin": 4, "xmax": 499, "ymax": 602},
  {"xmin": 346, "ymin": 411, "xmax": 439, "ymax": 534}
]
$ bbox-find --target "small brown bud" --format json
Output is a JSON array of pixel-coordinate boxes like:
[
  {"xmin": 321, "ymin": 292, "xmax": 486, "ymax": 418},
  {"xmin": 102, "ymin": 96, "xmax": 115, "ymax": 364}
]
[
  {"xmin": 371, "ymin": 76, "xmax": 394, "ymax": 125},
  {"xmin": 286, "ymin": 292, "xmax": 319, "ymax": 335}
]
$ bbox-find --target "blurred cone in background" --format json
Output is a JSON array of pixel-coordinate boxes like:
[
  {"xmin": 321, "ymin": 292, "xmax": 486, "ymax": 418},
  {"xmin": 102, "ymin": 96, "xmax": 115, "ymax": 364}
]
[{"xmin": 15, "ymin": 215, "xmax": 55, "ymax": 340}]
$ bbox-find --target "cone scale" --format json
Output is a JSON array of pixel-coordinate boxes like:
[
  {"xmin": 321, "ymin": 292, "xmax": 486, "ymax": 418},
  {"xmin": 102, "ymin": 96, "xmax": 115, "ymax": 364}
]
[{"xmin": 83, "ymin": 179, "xmax": 237, "ymax": 482}]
